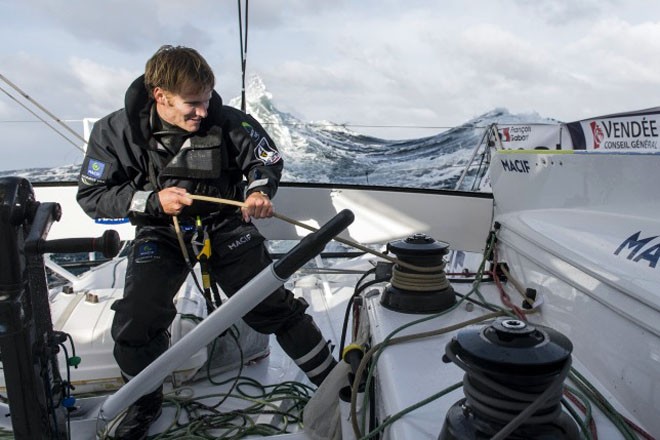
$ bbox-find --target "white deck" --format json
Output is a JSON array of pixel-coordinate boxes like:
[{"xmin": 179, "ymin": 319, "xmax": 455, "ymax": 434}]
[{"xmin": 0, "ymin": 156, "xmax": 656, "ymax": 439}]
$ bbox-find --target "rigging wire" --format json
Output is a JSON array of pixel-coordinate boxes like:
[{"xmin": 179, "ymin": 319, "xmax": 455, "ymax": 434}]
[
  {"xmin": 0, "ymin": 119, "xmax": 482, "ymax": 132},
  {"xmin": 237, "ymin": 0, "xmax": 249, "ymax": 113},
  {"xmin": 0, "ymin": 73, "xmax": 86, "ymax": 150},
  {"xmin": 0, "ymin": 84, "xmax": 84, "ymax": 152},
  {"xmin": 257, "ymin": 122, "xmax": 460, "ymax": 131}
]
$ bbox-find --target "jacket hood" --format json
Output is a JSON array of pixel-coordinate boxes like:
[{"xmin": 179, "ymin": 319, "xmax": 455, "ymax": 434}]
[{"xmin": 124, "ymin": 75, "xmax": 225, "ymax": 150}]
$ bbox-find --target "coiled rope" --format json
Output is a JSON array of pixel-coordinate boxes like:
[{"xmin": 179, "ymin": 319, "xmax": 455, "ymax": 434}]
[
  {"xmin": 389, "ymin": 263, "xmax": 450, "ymax": 292},
  {"xmin": 444, "ymin": 341, "xmax": 571, "ymax": 440}
]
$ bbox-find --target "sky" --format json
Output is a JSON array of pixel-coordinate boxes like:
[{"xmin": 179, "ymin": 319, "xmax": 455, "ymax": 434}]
[{"xmin": 1, "ymin": 0, "xmax": 660, "ymax": 170}]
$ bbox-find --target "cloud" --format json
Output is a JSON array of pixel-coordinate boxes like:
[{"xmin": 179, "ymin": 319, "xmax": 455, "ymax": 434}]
[
  {"xmin": 17, "ymin": 0, "xmax": 218, "ymax": 52},
  {"xmin": 2, "ymin": 0, "xmax": 660, "ymax": 166},
  {"xmin": 69, "ymin": 57, "xmax": 135, "ymax": 115},
  {"xmin": 513, "ymin": 0, "xmax": 619, "ymax": 25},
  {"xmin": 567, "ymin": 18, "xmax": 660, "ymax": 85}
]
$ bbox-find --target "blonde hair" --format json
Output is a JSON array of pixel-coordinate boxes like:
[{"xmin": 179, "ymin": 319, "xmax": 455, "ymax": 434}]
[{"xmin": 144, "ymin": 45, "xmax": 215, "ymax": 96}]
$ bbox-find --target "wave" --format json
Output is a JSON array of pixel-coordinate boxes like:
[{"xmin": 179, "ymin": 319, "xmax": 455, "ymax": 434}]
[{"xmin": 1, "ymin": 76, "xmax": 556, "ymax": 189}]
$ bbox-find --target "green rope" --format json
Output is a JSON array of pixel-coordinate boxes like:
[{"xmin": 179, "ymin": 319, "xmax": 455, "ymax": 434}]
[
  {"xmin": 568, "ymin": 368, "xmax": 639, "ymax": 440},
  {"xmin": 140, "ymin": 377, "xmax": 313, "ymax": 439},
  {"xmin": 358, "ymin": 382, "xmax": 463, "ymax": 440},
  {"xmin": 562, "ymin": 385, "xmax": 594, "ymax": 440}
]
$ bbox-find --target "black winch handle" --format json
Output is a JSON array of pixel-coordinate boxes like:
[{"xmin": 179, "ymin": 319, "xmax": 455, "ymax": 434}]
[
  {"xmin": 273, "ymin": 209, "xmax": 354, "ymax": 279},
  {"xmin": 31, "ymin": 229, "xmax": 122, "ymax": 258}
]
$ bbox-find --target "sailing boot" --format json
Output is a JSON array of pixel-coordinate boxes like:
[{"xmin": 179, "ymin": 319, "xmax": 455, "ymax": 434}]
[
  {"xmin": 114, "ymin": 386, "xmax": 164, "ymax": 440},
  {"xmin": 276, "ymin": 314, "xmax": 337, "ymax": 386}
]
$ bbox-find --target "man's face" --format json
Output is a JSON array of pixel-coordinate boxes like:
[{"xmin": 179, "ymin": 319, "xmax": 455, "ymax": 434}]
[{"xmin": 154, "ymin": 86, "xmax": 212, "ymax": 133}]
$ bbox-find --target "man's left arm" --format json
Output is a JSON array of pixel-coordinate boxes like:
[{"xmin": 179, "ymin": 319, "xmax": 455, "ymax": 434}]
[{"xmin": 229, "ymin": 113, "xmax": 283, "ymax": 220}]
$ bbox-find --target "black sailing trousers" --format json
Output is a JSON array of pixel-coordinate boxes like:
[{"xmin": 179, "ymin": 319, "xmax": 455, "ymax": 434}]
[{"xmin": 110, "ymin": 216, "xmax": 335, "ymax": 385}]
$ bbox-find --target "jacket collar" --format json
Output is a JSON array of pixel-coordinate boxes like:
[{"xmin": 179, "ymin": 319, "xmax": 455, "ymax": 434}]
[{"xmin": 124, "ymin": 75, "xmax": 225, "ymax": 150}]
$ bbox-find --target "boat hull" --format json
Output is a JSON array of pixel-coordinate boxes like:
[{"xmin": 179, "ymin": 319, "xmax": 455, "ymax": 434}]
[{"xmin": 491, "ymin": 150, "xmax": 660, "ymax": 435}]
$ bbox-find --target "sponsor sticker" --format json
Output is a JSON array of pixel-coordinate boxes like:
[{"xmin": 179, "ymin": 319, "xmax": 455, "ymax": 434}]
[
  {"xmin": 254, "ymin": 138, "xmax": 281, "ymax": 165},
  {"xmin": 227, "ymin": 233, "xmax": 252, "ymax": 251},
  {"xmin": 584, "ymin": 117, "xmax": 659, "ymax": 151},
  {"xmin": 500, "ymin": 159, "xmax": 531, "ymax": 173},
  {"xmin": 499, "ymin": 126, "xmax": 531, "ymax": 142},
  {"xmin": 614, "ymin": 231, "xmax": 660, "ymax": 268},
  {"xmin": 242, "ymin": 122, "xmax": 282, "ymax": 165},
  {"xmin": 241, "ymin": 122, "xmax": 261, "ymax": 142},
  {"xmin": 86, "ymin": 159, "xmax": 106, "ymax": 179},
  {"xmin": 95, "ymin": 218, "xmax": 130, "ymax": 225},
  {"xmin": 135, "ymin": 242, "xmax": 159, "ymax": 263},
  {"xmin": 496, "ymin": 124, "xmax": 561, "ymax": 150}
]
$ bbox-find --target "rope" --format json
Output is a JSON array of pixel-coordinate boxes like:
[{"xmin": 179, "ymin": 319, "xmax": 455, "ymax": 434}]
[
  {"xmin": 172, "ymin": 216, "xmax": 215, "ymax": 312},
  {"xmin": 498, "ymin": 262, "xmax": 536, "ymax": 309},
  {"xmin": 389, "ymin": 263, "xmax": 450, "ymax": 291},
  {"xmin": 349, "ymin": 310, "xmax": 506, "ymax": 438},
  {"xmin": 444, "ymin": 344, "xmax": 571, "ymax": 440},
  {"xmin": 172, "ymin": 216, "xmax": 192, "ymax": 264},
  {"xmin": 187, "ymin": 194, "xmax": 444, "ymax": 273}
]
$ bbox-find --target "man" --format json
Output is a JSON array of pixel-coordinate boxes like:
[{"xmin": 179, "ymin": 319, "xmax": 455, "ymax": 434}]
[{"xmin": 77, "ymin": 45, "xmax": 336, "ymax": 439}]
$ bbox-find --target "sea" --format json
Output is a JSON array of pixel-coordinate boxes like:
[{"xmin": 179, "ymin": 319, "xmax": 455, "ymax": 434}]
[
  {"xmin": 0, "ymin": 77, "xmax": 558, "ymax": 273},
  {"xmin": 0, "ymin": 76, "xmax": 556, "ymax": 191}
]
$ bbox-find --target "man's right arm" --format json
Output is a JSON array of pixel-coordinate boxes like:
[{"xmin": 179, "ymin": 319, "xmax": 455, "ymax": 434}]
[
  {"xmin": 77, "ymin": 119, "xmax": 192, "ymax": 220},
  {"xmin": 76, "ymin": 119, "xmax": 156, "ymax": 220},
  {"xmin": 77, "ymin": 152, "xmax": 139, "ymax": 220}
]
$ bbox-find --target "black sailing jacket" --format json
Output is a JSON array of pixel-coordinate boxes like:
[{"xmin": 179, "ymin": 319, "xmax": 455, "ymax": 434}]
[{"xmin": 77, "ymin": 76, "xmax": 283, "ymax": 226}]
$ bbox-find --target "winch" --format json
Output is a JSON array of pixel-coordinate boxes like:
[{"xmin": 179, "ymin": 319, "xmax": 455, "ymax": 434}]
[
  {"xmin": 380, "ymin": 233, "xmax": 456, "ymax": 314},
  {"xmin": 439, "ymin": 318, "xmax": 579, "ymax": 439}
]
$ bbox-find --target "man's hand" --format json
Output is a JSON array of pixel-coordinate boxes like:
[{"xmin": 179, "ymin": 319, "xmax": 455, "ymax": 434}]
[
  {"xmin": 242, "ymin": 192, "xmax": 273, "ymax": 222},
  {"xmin": 158, "ymin": 187, "xmax": 193, "ymax": 216}
]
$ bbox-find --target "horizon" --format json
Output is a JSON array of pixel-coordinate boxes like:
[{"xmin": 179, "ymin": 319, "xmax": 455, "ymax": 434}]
[
  {"xmin": 0, "ymin": 74, "xmax": 558, "ymax": 174},
  {"xmin": 2, "ymin": 1, "xmax": 659, "ymax": 171}
]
